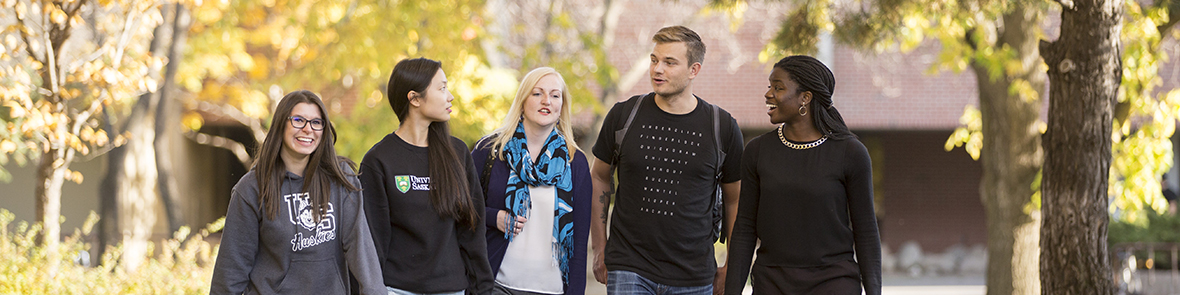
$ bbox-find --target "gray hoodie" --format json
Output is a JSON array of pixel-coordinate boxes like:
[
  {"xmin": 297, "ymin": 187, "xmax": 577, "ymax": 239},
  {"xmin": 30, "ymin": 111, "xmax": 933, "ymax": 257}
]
[{"xmin": 211, "ymin": 164, "xmax": 385, "ymax": 295}]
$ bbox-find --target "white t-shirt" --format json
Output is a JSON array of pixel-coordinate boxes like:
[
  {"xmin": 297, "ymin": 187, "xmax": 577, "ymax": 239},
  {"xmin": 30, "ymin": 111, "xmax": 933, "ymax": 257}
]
[{"xmin": 495, "ymin": 185, "xmax": 564, "ymax": 294}]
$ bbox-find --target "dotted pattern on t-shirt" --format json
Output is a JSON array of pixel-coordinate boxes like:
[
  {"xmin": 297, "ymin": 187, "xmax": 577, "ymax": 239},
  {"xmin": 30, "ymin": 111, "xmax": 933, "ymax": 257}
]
[{"xmin": 635, "ymin": 124, "xmax": 706, "ymax": 217}]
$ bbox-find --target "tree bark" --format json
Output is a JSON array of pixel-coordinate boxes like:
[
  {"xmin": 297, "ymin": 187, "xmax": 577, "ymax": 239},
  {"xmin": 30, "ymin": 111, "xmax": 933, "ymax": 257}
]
[
  {"xmin": 1038, "ymin": 0, "xmax": 1121, "ymax": 293},
  {"xmin": 97, "ymin": 4, "xmax": 179, "ymax": 270},
  {"xmin": 155, "ymin": 4, "xmax": 191, "ymax": 235},
  {"xmin": 972, "ymin": 4, "xmax": 1045, "ymax": 295},
  {"xmin": 35, "ymin": 146, "xmax": 74, "ymax": 249}
]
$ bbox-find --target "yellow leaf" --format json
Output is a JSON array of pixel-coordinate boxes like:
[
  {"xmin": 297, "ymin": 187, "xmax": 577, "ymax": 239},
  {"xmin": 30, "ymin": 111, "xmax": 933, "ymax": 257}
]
[
  {"xmin": 182, "ymin": 113, "xmax": 204, "ymax": 131},
  {"xmin": 80, "ymin": 126, "xmax": 94, "ymax": 142},
  {"xmin": 0, "ymin": 140, "xmax": 14, "ymax": 153},
  {"xmin": 15, "ymin": 1, "xmax": 26, "ymax": 19},
  {"xmin": 50, "ymin": 5, "xmax": 67, "ymax": 25},
  {"xmin": 144, "ymin": 78, "xmax": 158, "ymax": 92},
  {"xmin": 5, "ymin": 101, "xmax": 25, "ymax": 118},
  {"xmin": 94, "ymin": 130, "xmax": 108, "ymax": 146}
]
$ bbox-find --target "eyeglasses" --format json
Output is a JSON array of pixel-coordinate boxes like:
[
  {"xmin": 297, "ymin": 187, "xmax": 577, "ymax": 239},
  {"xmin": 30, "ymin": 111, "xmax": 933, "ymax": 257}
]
[{"xmin": 289, "ymin": 116, "xmax": 325, "ymax": 131}]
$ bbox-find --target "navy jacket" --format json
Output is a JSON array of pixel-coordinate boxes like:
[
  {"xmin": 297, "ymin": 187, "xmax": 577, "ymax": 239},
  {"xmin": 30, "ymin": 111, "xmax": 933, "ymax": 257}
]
[{"xmin": 472, "ymin": 140, "xmax": 591, "ymax": 295}]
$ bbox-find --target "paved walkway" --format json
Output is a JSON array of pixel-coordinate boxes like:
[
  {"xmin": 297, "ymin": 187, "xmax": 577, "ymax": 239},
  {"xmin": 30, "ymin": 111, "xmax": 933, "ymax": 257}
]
[
  {"xmin": 879, "ymin": 274, "xmax": 985, "ymax": 295},
  {"xmin": 583, "ymin": 273, "xmax": 987, "ymax": 295}
]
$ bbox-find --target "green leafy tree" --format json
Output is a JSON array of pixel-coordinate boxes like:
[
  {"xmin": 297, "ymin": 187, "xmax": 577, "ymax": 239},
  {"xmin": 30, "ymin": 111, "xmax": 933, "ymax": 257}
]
[
  {"xmin": 1109, "ymin": 0, "xmax": 1180, "ymax": 225},
  {"xmin": 179, "ymin": 0, "xmax": 516, "ymax": 164},
  {"xmin": 0, "ymin": 0, "xmax": 164, "ymax": 250}
]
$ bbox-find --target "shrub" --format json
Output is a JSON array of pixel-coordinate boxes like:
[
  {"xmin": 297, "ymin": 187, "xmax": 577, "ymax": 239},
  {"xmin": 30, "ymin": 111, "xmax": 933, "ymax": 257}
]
[{"xmin": 0, "ymin": 209, "xmax": 223, "ymax": 294}]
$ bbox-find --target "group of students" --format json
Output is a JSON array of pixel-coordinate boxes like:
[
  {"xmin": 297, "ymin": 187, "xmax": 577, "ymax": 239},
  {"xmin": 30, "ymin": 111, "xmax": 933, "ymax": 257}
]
[{"xmin": 208, "ymin": 25, "xmax": 882, "ymax": 295}]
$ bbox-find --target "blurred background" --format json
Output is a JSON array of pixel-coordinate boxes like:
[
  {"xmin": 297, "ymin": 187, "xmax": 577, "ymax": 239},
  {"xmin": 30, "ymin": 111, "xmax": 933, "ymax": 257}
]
[{"xmin": 3, "ymin": 0, "xmax": 1180, "ymax": 294}]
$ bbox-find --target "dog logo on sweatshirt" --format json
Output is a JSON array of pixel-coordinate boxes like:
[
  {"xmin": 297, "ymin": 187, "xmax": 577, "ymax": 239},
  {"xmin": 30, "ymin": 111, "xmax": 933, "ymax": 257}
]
[
  {"xmin": 395, "ymin": 175, "xmax": 411, "ymax": 193},
  {"xmin": 284, "ymin": 192, "xmax": 336, "ymax": 252}
]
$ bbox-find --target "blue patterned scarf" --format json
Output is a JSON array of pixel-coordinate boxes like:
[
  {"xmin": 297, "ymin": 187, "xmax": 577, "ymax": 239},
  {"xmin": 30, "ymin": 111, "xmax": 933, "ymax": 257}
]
[{"xmin": 503, "ymin": 122, "xmax": 574, "ymax": 285}]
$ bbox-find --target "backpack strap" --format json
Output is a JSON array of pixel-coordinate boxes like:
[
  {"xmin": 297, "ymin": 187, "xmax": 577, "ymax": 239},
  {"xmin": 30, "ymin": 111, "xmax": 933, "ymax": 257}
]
[
  {"xmin": 610, "ymin": 93, "xmax": 649, "ymax": 173},
  {"xmin": 707, "ymin": 99, "xmax": 728, "ymax": 244},
  {"xmin": 710, "ymin": 101, "xmax": 725, "ymax": 178},
  {"xmin": 478, "ymin": 137, "xmax": 495, "ymax": 196}
]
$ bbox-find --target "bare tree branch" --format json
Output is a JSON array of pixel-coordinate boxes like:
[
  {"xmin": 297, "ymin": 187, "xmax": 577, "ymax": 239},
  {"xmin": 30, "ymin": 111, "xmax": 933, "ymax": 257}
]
[
  {"xmin": 195, "ymin": 101, "xmax": 268, "ymax": 143},
  {"xmin": 184, "ymin": 130, "xmax": 252, "ymax": 168}
]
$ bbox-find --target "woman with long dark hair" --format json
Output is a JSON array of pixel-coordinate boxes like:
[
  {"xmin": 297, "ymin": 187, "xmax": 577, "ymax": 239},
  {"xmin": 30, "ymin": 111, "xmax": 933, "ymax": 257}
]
[
  {"xmin": 211, "ymin": 90, "xmax": 385, "ymax": 295},
  {"xmin": 472, "ymin": 67, "xmax": 591, "ymax": 295},
  {"xmin": 360, "ymin": 57, "xmax": 494, "ymax": 295},
  {"xmin": 724, "ymin": 55, "xmax": 881, "ymax": 295}
]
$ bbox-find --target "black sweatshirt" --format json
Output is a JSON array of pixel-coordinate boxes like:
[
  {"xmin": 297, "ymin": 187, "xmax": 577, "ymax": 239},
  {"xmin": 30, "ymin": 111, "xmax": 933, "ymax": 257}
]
[
  {"xmin": 724, "ymin": 133, "xmax": 881, "ymax": 295},
  {"xmin": 359, "ymin": 133, "xmax": 494, "ymax": 294}
]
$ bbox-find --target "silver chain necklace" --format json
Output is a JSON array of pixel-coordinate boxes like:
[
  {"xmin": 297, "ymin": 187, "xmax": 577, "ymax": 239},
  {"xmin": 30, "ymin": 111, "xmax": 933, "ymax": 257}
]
[{"xmin": 778, "ymin": 125, "xmax": 827, "ymax": 150}]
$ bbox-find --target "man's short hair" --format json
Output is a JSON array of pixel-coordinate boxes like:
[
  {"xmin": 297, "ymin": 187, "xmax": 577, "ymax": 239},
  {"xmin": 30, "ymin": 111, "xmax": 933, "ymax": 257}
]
[{"xmin": 652, "ymin": 26, "xmax": 706, "ymax": 66}]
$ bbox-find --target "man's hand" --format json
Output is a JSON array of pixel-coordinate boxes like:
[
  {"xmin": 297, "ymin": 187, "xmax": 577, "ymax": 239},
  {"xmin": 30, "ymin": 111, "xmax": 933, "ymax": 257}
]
[
  {"xmin": 593, "ymin": 250, "xmax": 608, "ymax": 284},
  {"xmin": 713, "ymin": 265, "xmax": 727, "ymax": 295}
]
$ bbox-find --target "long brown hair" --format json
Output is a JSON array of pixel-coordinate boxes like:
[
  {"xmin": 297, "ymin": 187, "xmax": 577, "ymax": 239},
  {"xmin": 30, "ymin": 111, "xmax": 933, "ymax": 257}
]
[
  {"xmin": 254, "ymin": 90, "xmax": 359, "ymax": 221},
  {"xmin": 387, "ymin": 58, "xmax": 478, "ymax": 230}
]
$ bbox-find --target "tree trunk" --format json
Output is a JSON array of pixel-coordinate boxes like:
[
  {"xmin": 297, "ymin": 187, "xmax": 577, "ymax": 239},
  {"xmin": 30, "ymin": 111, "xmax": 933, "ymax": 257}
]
[
  {"xmin": 1038, "ymin": 0, "xmax": 1121, "ymax": 293},
  {"xmin": 35, "ymin": 146, "xmax": 74, "ymax": 248},
  {"xmin": 973, "ymin": 5, "xmax": 1046, "ymax": 295},
  {"xmin": 97, "ymin": 4, "xmax": 180, "ymax": 270},
  {"xmin": 155, "ymin": 4, "xmax": 191, "ymax": 234},
  {"xmin": 99, "ymin": 92, "xmax": 160, "ymax": 271}
]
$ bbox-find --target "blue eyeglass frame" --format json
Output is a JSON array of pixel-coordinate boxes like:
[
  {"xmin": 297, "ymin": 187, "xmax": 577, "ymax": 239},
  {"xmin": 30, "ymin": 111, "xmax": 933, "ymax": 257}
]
[{"xmin": 288, "ymin": 116, "xmax": 325, "ymax": 131}]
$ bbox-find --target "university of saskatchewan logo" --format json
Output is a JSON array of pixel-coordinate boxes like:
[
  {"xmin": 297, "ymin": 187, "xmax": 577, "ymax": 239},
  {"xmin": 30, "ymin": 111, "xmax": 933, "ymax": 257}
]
[{"xmin": 395, "ymin": 175, "xmax": 411, "ymax": 193}]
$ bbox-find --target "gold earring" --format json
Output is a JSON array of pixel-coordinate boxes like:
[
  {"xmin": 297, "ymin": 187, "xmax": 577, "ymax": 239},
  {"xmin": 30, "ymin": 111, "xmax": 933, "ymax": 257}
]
[{"xmin": 799, "ymin": 104, "xmax": 808, "ymax": 116}]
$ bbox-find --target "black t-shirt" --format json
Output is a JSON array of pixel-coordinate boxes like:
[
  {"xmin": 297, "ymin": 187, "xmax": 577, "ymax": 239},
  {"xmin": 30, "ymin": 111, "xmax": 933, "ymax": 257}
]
[
  {"xmin": 592, "ymin": 93, "xmax": 743, "ymax": 286},
  {"xmin": 359, "ymin": 133, "xmax": 494, "ymax": 294}
]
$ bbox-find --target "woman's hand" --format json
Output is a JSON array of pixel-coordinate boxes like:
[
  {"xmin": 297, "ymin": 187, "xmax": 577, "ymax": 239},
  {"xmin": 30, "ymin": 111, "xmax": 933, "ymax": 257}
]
[{"xmin": 496, "ymin": 210, "xmax": 528, "ymax": 235}]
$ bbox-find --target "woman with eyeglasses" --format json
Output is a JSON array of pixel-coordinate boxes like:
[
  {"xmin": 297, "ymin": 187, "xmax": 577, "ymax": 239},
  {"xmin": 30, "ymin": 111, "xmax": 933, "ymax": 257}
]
[
  {"xmin": 360, "ymin": 58, "xmax": 495, "ymax": 295},
  {"xmin": 211, "ymin": 90, "xmax": 386, "ymax": 295}
]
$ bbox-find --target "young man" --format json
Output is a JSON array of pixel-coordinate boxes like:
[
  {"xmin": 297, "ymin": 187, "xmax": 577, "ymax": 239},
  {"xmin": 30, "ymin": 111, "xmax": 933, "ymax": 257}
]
[{"xmin": 590, "ymin": 26, "xmax": 743, "ymax": 294}]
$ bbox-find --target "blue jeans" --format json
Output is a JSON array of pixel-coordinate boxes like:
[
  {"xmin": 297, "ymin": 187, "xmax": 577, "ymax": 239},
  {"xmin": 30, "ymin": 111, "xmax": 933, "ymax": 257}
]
[
  {"xmin": 607, "ymin": 270, "xmax": 712, "ymax": 295},
  {"xmin": 386, "ymin": 286, "xmax": 464, "ymax": 295}
]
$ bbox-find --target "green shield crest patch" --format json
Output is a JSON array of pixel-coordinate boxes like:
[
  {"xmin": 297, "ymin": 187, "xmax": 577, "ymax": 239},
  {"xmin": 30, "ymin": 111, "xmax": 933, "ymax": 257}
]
[{"xmin": 395, "ymin": 175, "xmax": 411, "ymax": 193}]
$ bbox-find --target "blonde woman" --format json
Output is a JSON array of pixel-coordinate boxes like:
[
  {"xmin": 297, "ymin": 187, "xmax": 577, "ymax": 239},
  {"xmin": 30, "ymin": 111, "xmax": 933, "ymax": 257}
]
[{"xmin": 472, "ymin": 67, "xmax": 591, "ymax": 295}]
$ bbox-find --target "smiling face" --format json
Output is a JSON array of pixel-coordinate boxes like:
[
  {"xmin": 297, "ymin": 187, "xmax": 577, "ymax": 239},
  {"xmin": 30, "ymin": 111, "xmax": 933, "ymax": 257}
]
[
  {"xmin": 765, "ymin": 67, "xmax": 811, "ymax": 125},
  {"xmin": 281, "ymin": 102, "xmax": 324, "ymax": 164},
  {"xmin": 521, "ymin": 74, "xmax": 565, "ymax": 131},
  {"xmin": 649, "ymin": 42, "xmax": 699, "ymax": 98},
  {"xmin": 413, "ymin": 69, "xmax": 454, "ymax": 122}
]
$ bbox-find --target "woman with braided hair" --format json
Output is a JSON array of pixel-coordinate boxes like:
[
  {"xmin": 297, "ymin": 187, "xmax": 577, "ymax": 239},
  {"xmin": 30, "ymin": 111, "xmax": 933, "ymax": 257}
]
[{"xmin": 724, "ymin": 55, "xmax": 881, "ymax": 295}]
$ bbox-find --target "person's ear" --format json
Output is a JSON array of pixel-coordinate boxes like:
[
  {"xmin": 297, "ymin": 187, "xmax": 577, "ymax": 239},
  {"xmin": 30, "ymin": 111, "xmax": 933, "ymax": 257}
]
[
  {"xmin": 408, "ymin": 91, "xmax": 422, "ymax": 107},
  {"xmin": 688, "ymin": 62, "xmax": 702, "ymax": 79},
  {"xmin": 800, "ymin": 91, "xmax": 813, "ymax": 105}
]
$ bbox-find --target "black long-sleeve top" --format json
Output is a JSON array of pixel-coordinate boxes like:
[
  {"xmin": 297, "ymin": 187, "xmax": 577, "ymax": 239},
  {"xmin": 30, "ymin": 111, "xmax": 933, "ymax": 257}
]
[
  {"xmin": 359, "ymin": 133, "xmax": 494, "ymax": 294},
  {"xmin": 724, "ymin": 133, "xmax": 881, "ymax": 295}
]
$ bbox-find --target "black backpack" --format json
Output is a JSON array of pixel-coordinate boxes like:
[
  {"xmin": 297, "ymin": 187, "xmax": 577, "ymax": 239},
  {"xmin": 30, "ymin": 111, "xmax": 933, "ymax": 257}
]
[{"xmin": 610, "ymin": 93, "xmax": 728, "ymax": 244}]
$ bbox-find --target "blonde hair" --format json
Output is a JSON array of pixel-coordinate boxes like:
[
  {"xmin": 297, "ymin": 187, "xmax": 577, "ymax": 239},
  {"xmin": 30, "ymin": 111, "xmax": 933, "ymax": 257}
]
[{"xmin": 487, "ymin": 67, "xmax": 580, "ymax": 160}]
